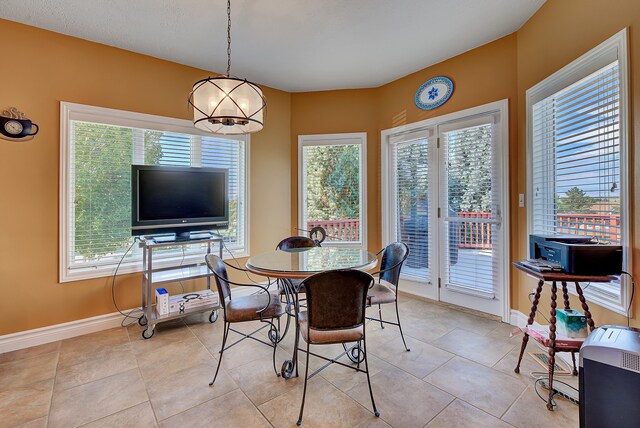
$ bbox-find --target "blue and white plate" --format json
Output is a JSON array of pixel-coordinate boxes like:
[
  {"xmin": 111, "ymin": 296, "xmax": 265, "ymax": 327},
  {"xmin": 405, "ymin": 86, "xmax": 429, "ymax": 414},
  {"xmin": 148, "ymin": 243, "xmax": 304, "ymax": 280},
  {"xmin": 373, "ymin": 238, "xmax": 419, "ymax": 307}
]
[{"xmin": 415, "ymin": 76, "xmax": 454, "ymax": 110}]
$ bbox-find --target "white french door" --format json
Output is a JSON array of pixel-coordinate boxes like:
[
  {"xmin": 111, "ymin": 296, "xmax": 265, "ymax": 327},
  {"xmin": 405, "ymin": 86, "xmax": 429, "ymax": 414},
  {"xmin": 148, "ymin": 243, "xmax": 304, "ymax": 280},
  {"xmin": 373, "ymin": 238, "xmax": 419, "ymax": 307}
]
[
  {"xmin": 382, "ymin": 101, "xmax": 509, "ymax": 319},
  {"xmin": 437, "ymin": 115, "xmax": 505, "ymax": 316}
]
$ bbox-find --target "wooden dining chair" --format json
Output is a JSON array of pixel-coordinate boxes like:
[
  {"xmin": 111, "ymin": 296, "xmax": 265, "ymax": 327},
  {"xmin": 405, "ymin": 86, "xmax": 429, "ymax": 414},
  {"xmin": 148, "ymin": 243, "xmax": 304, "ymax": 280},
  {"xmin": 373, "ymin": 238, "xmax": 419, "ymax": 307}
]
[
  {"xmin": 296, "ymin": 269, "xmax": 380, "ymax": 425},
  {"xmin": 205, "ymin": 254, "xmax": 284, "ymax": 386},
  {"xmin": 366, "ymin": 242, "xmax": 411, "ymax": 352}
]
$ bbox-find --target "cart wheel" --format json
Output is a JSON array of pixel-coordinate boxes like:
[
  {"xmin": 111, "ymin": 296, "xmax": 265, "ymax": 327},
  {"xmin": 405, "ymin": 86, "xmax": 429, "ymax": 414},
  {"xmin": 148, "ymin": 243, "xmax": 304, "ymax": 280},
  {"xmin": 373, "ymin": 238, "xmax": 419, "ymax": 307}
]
[
  {"xmin": 138, "ymin": 315, "xmax": 147, "ymax": 326},
  {"xmin": 142, "ymin": 328, "xmax": 155, "ymax": 339},
  {"xmin": 209, "ymin": 310, "xmax": 218, "ymax": 323},
  {"xmin": 281, "ymin": 359, "xmax": 294, "ymax": 379},
  {"xmin": 343, "ymin": 343, "xmax": 365, "ymax": 364}
]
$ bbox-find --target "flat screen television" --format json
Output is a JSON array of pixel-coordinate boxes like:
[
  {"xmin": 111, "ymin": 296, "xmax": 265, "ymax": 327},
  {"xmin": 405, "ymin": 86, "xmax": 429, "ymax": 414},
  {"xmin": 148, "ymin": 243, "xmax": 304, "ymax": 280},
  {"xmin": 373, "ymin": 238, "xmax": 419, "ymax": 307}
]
[{"xmin": 131, "ymin": 165, "xmax": 229, "ymax": 237}]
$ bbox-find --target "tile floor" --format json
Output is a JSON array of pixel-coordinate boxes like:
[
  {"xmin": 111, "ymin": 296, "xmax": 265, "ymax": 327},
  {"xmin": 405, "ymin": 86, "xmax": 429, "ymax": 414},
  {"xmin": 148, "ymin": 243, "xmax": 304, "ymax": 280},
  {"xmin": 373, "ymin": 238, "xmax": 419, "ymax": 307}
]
[{"xmin": 0, "ymin": 295, "xmax": 580, "ymax": 427}]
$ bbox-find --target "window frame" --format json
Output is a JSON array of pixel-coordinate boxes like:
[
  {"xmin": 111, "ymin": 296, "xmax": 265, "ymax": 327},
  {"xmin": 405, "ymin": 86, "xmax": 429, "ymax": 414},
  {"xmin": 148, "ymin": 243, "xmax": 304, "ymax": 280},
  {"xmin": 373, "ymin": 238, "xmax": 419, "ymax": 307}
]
[
  {"xmin": 59, "ymin": 102, "xmax": 250, "ymax": 283},
  {"xmin": 525, "ymin": 28, "xmax": 631, "ymax": 315},
  {"xmin": 298, "ymin": 133, "xmax": 367, "ymax": 249}
]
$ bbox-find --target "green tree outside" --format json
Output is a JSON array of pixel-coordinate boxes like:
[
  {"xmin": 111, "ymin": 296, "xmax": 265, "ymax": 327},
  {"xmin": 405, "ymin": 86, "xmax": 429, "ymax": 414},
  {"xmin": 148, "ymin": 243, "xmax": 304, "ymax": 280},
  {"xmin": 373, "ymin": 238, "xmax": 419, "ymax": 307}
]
[{"xmin": 304, "ymin": 144, "xmax": 360, "ymax": 221}]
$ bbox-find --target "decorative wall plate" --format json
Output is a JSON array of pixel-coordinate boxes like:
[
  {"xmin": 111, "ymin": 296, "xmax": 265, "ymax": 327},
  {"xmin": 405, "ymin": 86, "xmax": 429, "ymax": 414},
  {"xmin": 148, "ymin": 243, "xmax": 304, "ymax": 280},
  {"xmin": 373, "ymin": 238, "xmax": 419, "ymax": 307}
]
[{"xmin": 415, "ymin": 76, "xmax": 454, "ymax": 110}]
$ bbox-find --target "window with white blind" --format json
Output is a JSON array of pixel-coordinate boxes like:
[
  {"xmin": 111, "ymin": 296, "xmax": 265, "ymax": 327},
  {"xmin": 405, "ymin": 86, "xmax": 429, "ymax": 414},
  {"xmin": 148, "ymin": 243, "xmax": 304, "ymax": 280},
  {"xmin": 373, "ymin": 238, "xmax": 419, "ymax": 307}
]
[
  {"xmin": 527, "ymin": 29, "xmax": 630, "ymax": 313},
  {"xmin": 298, "ymin": 133, "xmax": 366, "ymax": 247},
  {"xmin": 60, "ymin": 102, "xmax": 249, "ymax": 282}
]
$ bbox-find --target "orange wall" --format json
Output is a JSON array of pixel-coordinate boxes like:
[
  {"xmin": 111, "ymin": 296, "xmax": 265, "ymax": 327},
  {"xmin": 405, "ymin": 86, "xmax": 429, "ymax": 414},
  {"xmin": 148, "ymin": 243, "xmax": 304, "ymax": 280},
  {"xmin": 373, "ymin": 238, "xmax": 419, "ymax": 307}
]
[
  {"xmin": 513, "ymin": 0, "xmax": 640, "ymax": 327},
  {"xmin": 290, "ymin": 89, "xmax": 380, "ymax": 249},
  {"xmin": 0, "ymin": 19, "xmax": 291, "ymax": 335}
]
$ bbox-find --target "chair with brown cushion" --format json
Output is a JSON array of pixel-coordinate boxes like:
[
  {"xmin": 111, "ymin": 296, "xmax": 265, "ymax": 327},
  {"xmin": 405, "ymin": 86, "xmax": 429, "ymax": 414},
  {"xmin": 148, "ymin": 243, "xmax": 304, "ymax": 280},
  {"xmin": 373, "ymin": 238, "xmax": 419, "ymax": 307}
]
[
  {"xmin": 367, "ymin": 242, "xmax": 411, "ymax": 352},
  {"xmin": 205, "ymin": 254, "xmax": 284, "ymax": 386},
  {"xmin": 295, "ymin": 269, "xmax": 380, "ymax": 425}
]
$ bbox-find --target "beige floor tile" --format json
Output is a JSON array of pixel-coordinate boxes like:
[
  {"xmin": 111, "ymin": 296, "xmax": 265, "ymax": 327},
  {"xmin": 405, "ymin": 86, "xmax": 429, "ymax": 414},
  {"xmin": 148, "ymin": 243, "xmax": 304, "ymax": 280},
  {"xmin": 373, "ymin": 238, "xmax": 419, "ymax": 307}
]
[
  {"xmin": 59, "ymin": 328, "xmax": 129, "ymax": 367},
  {"xmin": 0, "ymin": 379, "xmax": 53, "ymax": 427},
  {"xmin": 55, "ymin": 342, "xmax": 138, "ymax": 391},
  {"xmin": 431, "ymin": 328, "xmax": 516, "ymax": 367},
  {"xmin": 136, "ymin": 337, "xmax": 213, "ymax": 381},
  {"xmin": 319, "ymin": 353, "xmax": 392, "ymax": 393},
  {"xmin": 0, "ymin": 341, "xmax": 60, "ymax": 364},
  {"xmin": 365, "ymin": 322, "xmax": 402, "ymax": 349},
  {"xmin": 48, "ymin": 368, "xmax": 148, "ymax": 428},
  {"xmin": 485, "ymin": 322, "xmax": 523, "ymax": 344},
  {"xmin": 370, "ymin": 334, "xmax": 453, "ymax": 378},
  {"xmin": 493, "ymin": 345, "xmax": 551, "ymax": 379},
  {"xmin": 185, "ymin": 316, "xmax": 226, "ymax": 350},
  {"xmin": 14, "ymin": 416, "xmax": 48, "ymax": 428},
  {"xmin": 398, "ymin": 298, "xmax": 450, "ymax": 317},
  {"xmin": 347, "ymin": 365, "xmax": 454, "ymax": 428},
  {"xmin": 259, "ymin": 376, "xmax": 389, "ymax": 428},
  {"xmin": 399, "ymin": 313, "xmax": 455, "ymax": 344},
  {"xmin": 128, "ymin": 320, "xmax": 195, "ymax": 356},
  {"xmin": 439, "ymin": 310, "xmax": 501, "ymax": 335},
  {"xmin": 501, "ymin": 384, "xmax": 579, "ymax": 427},
  {"xmin": 146, "ymin": 361, "xmax": 238, "ymax": 421},
  {"xmin": 159, "ymin": 389, "xmax": 270, "ymax": 428},
  {"xmin": 218, "ymin": 334, "xmax": 277, "ymax": 372},
  {"xmin": 425, "ymin": 398, "xmax": 513, "ymax": 427},
  {"xmin": 0, "ymin": 351, "xmax": 58, "ymax": 391},
  {"xmin": 229, "ymin": 352, "xmax": 304, "ymax": 406},
  {"xmin": 425, "ymin": 356, "xmax": 526, "ymax": 418},
  {"xmin": 82, "ymin": 401, "xmax": 157, "ymax": 428}
]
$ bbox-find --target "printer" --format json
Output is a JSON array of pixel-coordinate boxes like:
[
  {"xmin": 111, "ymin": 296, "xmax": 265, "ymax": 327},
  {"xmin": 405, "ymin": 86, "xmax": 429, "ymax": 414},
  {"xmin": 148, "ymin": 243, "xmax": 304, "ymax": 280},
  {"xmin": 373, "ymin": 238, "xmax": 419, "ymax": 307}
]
[
  {"xmin": 580, "ymin": 325, "xmax": 640, "ymax": 428},
  {"xmin": 530, "ymin": 234, "xmax": 622, "ymax": 276}
]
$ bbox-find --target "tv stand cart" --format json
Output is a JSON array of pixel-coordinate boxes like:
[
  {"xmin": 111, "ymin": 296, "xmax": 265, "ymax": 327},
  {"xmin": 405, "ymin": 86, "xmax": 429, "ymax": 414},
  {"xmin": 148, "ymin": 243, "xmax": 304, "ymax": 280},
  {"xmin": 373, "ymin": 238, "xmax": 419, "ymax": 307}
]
[{"xmin": 138, "ymin": 234, "xmax": 224, "ymax": 339}]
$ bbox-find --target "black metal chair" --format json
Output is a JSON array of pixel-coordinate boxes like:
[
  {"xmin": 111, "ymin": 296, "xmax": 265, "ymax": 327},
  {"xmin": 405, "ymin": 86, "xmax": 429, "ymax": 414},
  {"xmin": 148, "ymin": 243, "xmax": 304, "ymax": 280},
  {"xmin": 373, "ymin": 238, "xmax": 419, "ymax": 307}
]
[
  {"xmin": 366, "ymin": 242, "xmax": 411, "ymax": 352},
  {"xmin": 205, "ymin": 254, "xmax": 284, "ymax": 386},
  {"xmin": 296, "ymin": 269, "xmax": 380, "ymax": 425},
  {"xmin": 276, "ymin": 235, "xmax": 317, "ymax": 251}
]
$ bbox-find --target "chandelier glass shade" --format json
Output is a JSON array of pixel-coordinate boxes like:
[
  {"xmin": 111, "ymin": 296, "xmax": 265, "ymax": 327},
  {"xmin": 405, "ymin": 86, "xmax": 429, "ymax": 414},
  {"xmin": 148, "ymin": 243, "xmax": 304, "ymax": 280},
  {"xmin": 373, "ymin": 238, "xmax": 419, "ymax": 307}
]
[
  {"xmin": 188, "ymin": 0, "xmax": 266, "ymax": 135},
  {"xmin": 189, "ymin": 76, "xmax": 266, "ymax": 134}
]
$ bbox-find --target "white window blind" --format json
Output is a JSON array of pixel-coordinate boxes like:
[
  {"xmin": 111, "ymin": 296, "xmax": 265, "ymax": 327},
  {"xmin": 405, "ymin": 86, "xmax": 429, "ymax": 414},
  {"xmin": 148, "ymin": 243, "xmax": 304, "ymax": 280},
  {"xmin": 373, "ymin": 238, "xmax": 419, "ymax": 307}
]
[
  {"xmin": 390, "ymin": 137, "xmax": 432, "ymax": 281},
  {"xmin": 441, "ymin": 120, "xmax": 500, "ymax": 297},
  {"xmin": 299, "ymin": 134, "xmax": 366, "ymax": 246},
  {"xmin": 532, "ymin": 62, "xmax": 621, "ymax": 244},
  {"xmin": 528, "ymin": 29, "xmax": 629, "ymax": 313},
  {"xmin": 61, "ymin": 103, "xmax": 248, "ymax": 282}
]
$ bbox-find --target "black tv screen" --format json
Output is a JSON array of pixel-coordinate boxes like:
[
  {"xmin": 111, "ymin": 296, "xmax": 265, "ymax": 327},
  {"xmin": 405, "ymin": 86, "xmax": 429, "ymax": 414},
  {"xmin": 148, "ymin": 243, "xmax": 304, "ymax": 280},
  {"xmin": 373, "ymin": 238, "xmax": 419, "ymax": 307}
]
[{"xmin": 131, "ymin": 165, "xmax": 228, "ymax": 236}]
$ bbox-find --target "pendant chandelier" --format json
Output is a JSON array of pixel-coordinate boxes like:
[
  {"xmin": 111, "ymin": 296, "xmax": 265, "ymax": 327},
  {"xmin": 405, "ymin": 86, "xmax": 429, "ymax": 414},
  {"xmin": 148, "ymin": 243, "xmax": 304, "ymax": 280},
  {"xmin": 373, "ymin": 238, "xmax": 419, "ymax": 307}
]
[{"xmin": 189, "ymin": 0, "xmax": 266, "ymax": 134}]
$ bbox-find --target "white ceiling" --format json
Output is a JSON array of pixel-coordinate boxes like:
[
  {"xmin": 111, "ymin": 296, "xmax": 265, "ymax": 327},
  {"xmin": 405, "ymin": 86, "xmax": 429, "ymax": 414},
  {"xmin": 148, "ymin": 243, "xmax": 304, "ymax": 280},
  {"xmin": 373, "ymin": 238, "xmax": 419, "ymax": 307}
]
[{"xmin": 0, "ymin": 0, "xmax": 545, "ymax": 92}]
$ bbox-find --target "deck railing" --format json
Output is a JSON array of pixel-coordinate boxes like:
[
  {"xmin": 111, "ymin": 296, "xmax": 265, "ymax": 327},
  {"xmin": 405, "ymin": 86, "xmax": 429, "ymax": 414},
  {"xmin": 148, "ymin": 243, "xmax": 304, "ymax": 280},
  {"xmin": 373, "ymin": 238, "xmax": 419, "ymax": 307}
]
[
  {"xmin": 307, "ymin": 220, "xmax": 360, "ymax": 241},
  {"xmin": 310, "ymin": 212, "xmax": 621, "ymax": 249},
  {"xmin": 556, "ymin": 213, "xmax": 620, "ymax": 244},
  {"xmin": 458, "ymin": 212, "xmax": 493, "ymax": 249}
]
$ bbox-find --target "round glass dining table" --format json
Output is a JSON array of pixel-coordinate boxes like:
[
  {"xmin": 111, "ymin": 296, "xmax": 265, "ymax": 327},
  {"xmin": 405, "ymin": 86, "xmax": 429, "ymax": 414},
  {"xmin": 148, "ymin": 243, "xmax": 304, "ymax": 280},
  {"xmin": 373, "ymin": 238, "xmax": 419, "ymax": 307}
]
[
  {"xmin": 246, "ymin": 247, "xmax": 378, "ymax": 279},
  {"xmin": 245, "ymin": 246, "xmax": 378, "ymax": 379}
]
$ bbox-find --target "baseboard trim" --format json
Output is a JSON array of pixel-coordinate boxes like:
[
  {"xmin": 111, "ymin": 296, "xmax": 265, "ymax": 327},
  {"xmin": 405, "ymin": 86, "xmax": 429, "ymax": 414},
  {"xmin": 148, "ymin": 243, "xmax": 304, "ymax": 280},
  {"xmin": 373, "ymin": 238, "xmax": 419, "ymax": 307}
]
[
  {"xmin": 0, "ymin": 284, "xmax": 270, "ymax": 354},
  {"xmin": 0, "ymin": 310, "xmax": 129, "ymax": 354}
]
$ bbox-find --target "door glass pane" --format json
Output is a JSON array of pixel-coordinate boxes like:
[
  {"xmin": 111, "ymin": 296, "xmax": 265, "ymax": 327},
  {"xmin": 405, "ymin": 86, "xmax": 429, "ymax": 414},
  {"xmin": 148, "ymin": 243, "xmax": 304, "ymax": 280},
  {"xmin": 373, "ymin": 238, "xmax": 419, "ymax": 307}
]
[
  {"xmin": 395, "ymin": 139, "xmax": 430, "ymax": 281},
  {"xmin": 443, "ymin": 123, "xmax": 497, "ymax": 293}
]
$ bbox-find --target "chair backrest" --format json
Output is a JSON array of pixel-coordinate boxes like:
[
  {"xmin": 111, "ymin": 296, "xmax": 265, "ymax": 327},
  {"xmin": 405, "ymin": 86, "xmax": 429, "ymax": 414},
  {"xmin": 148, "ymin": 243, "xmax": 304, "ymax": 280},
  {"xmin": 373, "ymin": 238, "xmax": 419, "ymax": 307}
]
[
  {"xmin": 276, "ymin": 236, "xmax": 317, "ymax": 251},
  {"xmin": 205, "ymin": 254, "xmax": 231, "ymax": 302},
  {"xmin": 379, "ymin": 242, "xmax": 410, "ymax": 287},
  {"xmin": 302, "ymin": 269, "xmax": 373, "ymax": 330}
]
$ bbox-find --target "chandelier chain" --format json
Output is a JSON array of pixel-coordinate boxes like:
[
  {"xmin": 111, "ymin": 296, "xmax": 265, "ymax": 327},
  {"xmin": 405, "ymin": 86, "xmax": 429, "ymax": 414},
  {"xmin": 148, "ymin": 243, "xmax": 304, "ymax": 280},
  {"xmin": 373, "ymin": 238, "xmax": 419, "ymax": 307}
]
[{"xmin": 226, "ymin": 0, "xmax": 231, "ymax": 76}]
